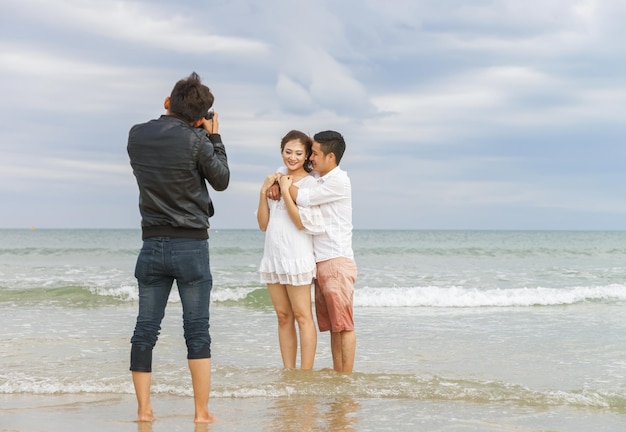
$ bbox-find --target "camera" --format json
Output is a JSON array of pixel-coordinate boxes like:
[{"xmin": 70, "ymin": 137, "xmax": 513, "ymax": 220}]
[{"xmin": 205, "ymin": 111, "xmax": 214, "ymax": 120}]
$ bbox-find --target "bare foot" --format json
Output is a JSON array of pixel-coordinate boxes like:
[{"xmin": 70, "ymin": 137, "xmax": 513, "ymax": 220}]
[
  {"xmin": 136, "ymin": 410, "xmax": 155, "ymax": 422},
  {"xmin": 194, "ymin": 412, "xmax": 218, "ymax": 423}
]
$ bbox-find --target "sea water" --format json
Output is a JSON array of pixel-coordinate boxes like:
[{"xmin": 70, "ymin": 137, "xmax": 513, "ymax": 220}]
[{"xmin": 1, "ymin": 229, "xmax": 626, "ymax": 431}]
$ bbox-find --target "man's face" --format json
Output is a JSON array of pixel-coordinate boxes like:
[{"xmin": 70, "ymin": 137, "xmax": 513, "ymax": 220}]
[{"xmin": 310, "ymin": 141, "xmax": 332, "ymax": 176}]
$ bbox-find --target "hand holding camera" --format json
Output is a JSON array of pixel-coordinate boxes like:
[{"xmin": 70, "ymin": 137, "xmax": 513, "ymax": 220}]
[{"xmin": 202, "ymin": 110, "xmax": 219, "ymax": 134}]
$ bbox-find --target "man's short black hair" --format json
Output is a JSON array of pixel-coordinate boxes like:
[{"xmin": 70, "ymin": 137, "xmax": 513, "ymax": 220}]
[
  {"xmin": 169, "ymin": 72, "xmax": 214, "ymax": 123},
  {"xmin": 313, "ymin": 130, "xmax": 346, "ymax": 164}
]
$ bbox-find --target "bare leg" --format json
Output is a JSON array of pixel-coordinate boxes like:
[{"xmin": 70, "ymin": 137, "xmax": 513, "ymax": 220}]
[
  {"xmin": 268, "ymin": 283, "xmax": 297, "ymax": 368},
  {"xmin": 132, "ymin": 371, "xmax": 155, "ymax": 422},
  {"xmin": 188, "ymin": 358, "xmax": 217, "ymax": 423},
  {"xmin": 330, "ymin": 330, "xmax": 356, "ymax": 373},
  {"xmin": 286, "ymin": 284, "xmax": 317, "ymax": 370}
]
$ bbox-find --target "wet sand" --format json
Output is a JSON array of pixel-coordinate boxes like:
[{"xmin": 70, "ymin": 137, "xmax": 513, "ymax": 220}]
[{"xmin": 2, "ymin": 392, "xmax": 626, "ymax": 432}]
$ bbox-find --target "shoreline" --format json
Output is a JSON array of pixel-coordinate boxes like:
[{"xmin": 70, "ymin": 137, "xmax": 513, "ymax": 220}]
[{"xmin": 2, "ymin": 392, "xmax": 626, "ymax": 432}]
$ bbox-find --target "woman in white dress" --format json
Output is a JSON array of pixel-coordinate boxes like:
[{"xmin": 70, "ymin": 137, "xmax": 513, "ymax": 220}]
[{"xmin": 257, "ymin": 130, "xmax": 321, "ymax": 370}]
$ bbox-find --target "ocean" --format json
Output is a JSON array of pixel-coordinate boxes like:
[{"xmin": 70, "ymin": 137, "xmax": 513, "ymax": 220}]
[{"xmin": 1, "ymin": 229, "xmax": 626, "ymax": 431}]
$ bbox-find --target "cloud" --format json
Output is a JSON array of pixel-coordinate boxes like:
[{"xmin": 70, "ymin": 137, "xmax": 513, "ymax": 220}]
[
  {"xmin": 275, "ymin": 74, "xmax": 314, "ymax": 114},
  {"xmin": 308, "ymin": 53, "xmax": 374, "ymax": 116},
  {"xmin": 5, "ymin": 0, "xmax": 268, "ymax": 55},
  {"xmin": 0, "ymin": 45, "xmax": 148, "ymax": 114},
  {"xmin": 1, "ymin": 0, "xmax": 626, "ymax": 229},
  {"xmin": 0, "ymin": 154, "xmax": 131, "ymax": 190}
]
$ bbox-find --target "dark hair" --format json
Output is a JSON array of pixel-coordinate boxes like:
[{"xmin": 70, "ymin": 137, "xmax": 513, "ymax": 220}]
[
  {"xmin": 169, "ymin": 72, "xmax": 214, "ymax": 123},
  {"xmin": 312, "ymin": 130, "xmax": 346, "ymax": 164},
  {"xmin": 281, "ymin": 130, "xmax": 313, "ymax": 173}
]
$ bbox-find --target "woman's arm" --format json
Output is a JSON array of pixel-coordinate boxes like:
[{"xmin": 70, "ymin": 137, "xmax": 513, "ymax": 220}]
[
  {"xmin": 257, "ymin": 174, "xmax": 278, "ymax": 231},
  {"xmin": 279, "ymin": 175, "xmax": 305, "ymax": 230}
]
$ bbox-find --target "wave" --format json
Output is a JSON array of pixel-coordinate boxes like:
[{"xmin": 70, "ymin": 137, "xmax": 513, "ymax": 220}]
[
  {"xmin": 0, "ymin": 283, "xmax": 274, "ymax": 308},
  {"xmin": 2, "ymin": 284, "xmax": 625, "ymax": 308},
  {"xmin": 0, "ymin": 285, "xmax": 135, "ymax": 306},
  {"xmin": 1, "ymin": 369, "xmax": 625, "ymax": 412},
  {"xmin": 355, "ymin": 285, "xmax": 626, "ymax": 307}
]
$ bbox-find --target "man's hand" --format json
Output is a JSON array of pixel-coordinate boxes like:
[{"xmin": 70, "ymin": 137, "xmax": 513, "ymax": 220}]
[
  {"xmin": 266, "ymin": 182, "xmax": 280, "ymax": 200},
  {"xmin": 265, "ymin": 172, "xmax": 284, "ymax": 200},
  {"xmin": 261, "ymin": 173, "xmax": 282, "ymax": 201},
  {"xmin": 201, "ymin": 111, "xmax": 219, "ymax": 134}
]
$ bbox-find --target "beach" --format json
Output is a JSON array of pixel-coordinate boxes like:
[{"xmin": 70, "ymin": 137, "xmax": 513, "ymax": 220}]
[
  {"xmin": 1, "ymin": 229, "xmax": 626, "ymax": 431},
  {"xmin": 3, "ymin": 390, "xmax": 626, "ymax": 432}
]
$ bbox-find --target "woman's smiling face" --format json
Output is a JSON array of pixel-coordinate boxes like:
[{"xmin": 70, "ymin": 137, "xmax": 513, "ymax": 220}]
[{"xmin": 282, "ymin": 139, "xmax": 307, "ymax": 172}]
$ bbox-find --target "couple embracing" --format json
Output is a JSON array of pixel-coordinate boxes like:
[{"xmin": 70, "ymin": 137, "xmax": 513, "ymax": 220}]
[{"xmin": 257, "ymin": 129, "xmax": 357, "ymax": 373}]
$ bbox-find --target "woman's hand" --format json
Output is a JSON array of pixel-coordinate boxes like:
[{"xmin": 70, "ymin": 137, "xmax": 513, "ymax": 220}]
[
  {"xmin": 261, "ymin": 173, "xmax": 279, "ymax": 194},
  {"xmin": 278, "ymin": 175, "xmax": 293, "ymax": 192}
]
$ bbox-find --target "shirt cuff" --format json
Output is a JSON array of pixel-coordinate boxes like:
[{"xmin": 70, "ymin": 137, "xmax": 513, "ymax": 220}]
[{"xmin": 299, "ymin": 206, "xmax": 324, "ymax": 234}]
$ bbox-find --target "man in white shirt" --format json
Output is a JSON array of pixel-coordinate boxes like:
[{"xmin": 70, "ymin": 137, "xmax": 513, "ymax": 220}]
[{"xmin": 291, "ymin": 130, "xmax": 357, "ymax": 373}]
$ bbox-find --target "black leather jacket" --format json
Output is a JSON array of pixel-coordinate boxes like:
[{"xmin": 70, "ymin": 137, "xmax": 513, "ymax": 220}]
[{"xmin": 127, "ymin": 115, "xmax": 230, "ymax": 239}]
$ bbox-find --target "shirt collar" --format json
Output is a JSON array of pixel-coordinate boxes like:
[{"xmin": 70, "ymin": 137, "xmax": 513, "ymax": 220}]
[{"xmin": 318, "ymin": 166, "xmax": 340, "ymax": 183}]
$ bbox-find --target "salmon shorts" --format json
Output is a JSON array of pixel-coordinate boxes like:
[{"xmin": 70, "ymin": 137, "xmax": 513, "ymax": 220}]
[{"xmin": 314, "ymin": 257, "xmax": 358, "ymax": 333}]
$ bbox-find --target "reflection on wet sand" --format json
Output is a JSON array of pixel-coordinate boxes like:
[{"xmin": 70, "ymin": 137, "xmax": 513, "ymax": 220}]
[
  {"xmin": 324, "ymin": 397, "xmax": 360, "ymax": 431},
  {"xmin": 269, "ymin": 396, "xmax": 360, "ymax": 431},
  {"xmin": 269, "ymin": 396, "xmax": 319, "ymax": 431},
  {"xmin": 136, "ymin": 420, "xmax": 211, "ymax": 432}
]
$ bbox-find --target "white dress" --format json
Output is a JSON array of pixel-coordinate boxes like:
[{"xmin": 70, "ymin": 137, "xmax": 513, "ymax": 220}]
[{"xmin": 259, "ymin": 175, "xmax": 323, "ymax": 286}]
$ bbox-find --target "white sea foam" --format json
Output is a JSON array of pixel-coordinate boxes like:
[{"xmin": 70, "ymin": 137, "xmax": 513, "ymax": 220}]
[
  {"xmin": 0, "ymin": 373, "xmax": 134, "ymax": 395},
  {"xmin": 91, "ymin": 285, "xmax": 259, "ymax": 304},
  {"xmin": 212, "ymin": 287, "xmax": 259, "ymax": 302},
  {"xmin": 1, "ymin": 371, "xmax": 621, "ymax": 410},
  {"xmin": 91, "ymin": 284, "xmax": 138, "ymax": 301},
  {"xmin": 91, "ymin": 284, "xmax": 626, "ymax": 308},
  {"xmin": 354, "ymin": 284, "xmax": 626, "ymax": 307}
]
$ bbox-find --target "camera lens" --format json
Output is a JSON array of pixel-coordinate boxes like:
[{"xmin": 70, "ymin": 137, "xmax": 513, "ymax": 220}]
[{"xmin": 205, "ymin": 112, "xmax": 214, "ymax": 120}]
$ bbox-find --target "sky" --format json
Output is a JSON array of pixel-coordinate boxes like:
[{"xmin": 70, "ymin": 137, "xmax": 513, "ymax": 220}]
[{"xmin": 1, "ymin": 0, "xmax": 625, "ymax": 230}]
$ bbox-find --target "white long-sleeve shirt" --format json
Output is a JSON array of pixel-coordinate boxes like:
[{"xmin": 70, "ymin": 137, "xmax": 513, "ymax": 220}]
[{"xmin": 297, "ymin": 166, "xmax": 354, "ymax": 262}]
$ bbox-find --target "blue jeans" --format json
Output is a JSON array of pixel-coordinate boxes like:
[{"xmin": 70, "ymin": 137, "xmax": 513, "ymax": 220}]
[{"xmin": 130, "ymin": 237, "xmax": 212, "ymax": 372}]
